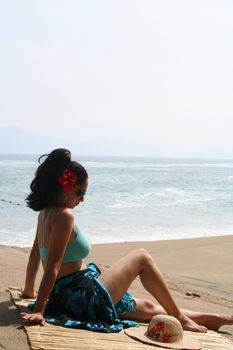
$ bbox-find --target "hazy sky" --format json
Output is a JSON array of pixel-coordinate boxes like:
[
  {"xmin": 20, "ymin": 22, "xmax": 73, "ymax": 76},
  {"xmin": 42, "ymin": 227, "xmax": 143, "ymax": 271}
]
[{"xmin": 1, "ymin": 0, "xmax": 233, "ymax": 158}]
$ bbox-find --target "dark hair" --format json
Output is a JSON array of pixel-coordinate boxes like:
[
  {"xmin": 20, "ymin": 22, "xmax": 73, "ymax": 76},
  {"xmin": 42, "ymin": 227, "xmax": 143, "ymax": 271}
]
[{"xmin": 26, "ymin": 148, "xmax": 88, "ymax": 211}]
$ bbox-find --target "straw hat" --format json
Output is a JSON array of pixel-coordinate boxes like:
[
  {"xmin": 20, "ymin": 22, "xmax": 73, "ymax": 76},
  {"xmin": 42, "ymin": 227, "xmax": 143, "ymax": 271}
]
[{"xmin": 124, "ymin": 314, "xmax": 203, "ymax": 349}]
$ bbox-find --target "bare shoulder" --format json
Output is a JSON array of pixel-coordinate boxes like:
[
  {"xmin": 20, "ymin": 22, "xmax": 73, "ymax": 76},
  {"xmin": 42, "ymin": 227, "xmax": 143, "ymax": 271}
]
[{"xmin": 51, "ymin": 207, "xmax": 74, "ymax": 227}]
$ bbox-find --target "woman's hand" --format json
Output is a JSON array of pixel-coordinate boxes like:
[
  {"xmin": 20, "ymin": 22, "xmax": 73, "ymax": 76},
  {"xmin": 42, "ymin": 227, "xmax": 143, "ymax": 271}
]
[{"xmin": 21, "ymin": 312, "xmax": 45, "ymax": 326}]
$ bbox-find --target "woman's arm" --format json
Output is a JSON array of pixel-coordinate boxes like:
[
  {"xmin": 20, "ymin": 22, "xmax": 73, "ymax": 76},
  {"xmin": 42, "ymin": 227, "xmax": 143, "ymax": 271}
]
[
  {"xmin": 22, "ymin": 234, "xmax": 40, "ymax": 298},
  {"xmin": 21, "ymin": 209, "xmax": 74, "ymax": 324},
  {"xmin": 22, "ymin": 215, "xmax": 41, "ymax": 298}
]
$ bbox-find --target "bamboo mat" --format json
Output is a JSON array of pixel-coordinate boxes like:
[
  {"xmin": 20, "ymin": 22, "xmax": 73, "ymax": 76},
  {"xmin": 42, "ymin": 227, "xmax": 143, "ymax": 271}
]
[{"xmin": 9, "ymin": 287, "xmax": 233, "ymax": 350}]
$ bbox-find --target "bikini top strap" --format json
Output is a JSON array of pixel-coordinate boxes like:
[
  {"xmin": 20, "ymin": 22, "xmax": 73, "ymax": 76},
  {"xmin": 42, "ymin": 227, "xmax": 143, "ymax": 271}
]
[{"xmin": 41, "ymin": 208, "xmax": 53, "ymax": 246}]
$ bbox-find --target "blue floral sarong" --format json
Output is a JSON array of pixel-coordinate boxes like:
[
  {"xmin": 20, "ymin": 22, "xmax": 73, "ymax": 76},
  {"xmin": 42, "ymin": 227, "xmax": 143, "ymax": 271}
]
[{"xmin": 29, "ymin": 263, "xmax": 139, "ymax": 333}]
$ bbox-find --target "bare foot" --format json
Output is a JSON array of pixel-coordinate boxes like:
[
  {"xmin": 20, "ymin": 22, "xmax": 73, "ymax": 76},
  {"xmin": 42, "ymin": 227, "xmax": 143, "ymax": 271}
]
[
  {"xmin": 202, "ymin": 314, "xmax": 233, "ymax": 331},
  {"xmin": 178, "ymin": 314, "xmax": 208, "ymax": 333}
]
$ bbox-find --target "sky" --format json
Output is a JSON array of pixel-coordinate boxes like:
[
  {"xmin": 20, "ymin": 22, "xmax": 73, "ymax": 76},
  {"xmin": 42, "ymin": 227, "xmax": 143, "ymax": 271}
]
[{"xmin": 0, "ymin": 0, "xmax": 233, "ymax": 158}]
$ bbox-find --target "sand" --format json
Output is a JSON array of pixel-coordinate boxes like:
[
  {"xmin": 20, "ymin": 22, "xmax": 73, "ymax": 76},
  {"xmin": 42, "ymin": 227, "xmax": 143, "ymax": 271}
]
[{"xmin": 0, "ymin": 235, "xmax": 233, "ymax": 349}]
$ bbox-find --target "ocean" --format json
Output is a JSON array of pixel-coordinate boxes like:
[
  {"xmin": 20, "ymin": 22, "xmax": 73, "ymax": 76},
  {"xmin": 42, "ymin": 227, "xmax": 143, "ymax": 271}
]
[{"xmin": 0, "ymin": 154, "xmax": 233, "ymax": 247}]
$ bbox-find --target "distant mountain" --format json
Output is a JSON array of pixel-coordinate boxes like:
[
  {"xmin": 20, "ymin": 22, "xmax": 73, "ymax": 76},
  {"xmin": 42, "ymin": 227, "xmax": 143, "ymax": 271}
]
[
  {"xmin": 0, "ymin": 126, "xmax": 157, "ymax": 157},
  {"xmin": 0, "ymin": 126, "xmax": 71, "ymax": 154}
]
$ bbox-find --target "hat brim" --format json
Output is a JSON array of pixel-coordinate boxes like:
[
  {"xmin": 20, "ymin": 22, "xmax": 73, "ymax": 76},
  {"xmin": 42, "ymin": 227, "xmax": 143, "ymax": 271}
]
[{"xmin": 124, "ymin": 326, "xmax": 203, "ymax": 350}]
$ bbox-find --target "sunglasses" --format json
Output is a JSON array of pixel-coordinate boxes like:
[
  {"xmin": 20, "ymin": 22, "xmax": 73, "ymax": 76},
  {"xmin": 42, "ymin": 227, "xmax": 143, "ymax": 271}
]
[{"xmin": 75, "ymin": 188, "xmax": 86, "ymax": 197}]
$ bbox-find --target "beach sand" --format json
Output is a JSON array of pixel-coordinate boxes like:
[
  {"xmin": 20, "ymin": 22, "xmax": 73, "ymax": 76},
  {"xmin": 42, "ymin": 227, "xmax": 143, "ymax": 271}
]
[{"xmin": 0, "ymin": 235, "xmax": 233, "ymax": 349}]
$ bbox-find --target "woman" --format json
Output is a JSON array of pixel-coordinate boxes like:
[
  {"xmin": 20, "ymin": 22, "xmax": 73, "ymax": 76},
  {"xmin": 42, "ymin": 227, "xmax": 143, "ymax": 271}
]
[{"xmin": 21, "ymin": 148, "xmax": 233, "ymax": 332}]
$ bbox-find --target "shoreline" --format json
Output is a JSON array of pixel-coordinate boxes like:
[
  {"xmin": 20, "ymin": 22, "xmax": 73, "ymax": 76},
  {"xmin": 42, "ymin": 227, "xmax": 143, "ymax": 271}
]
[
  {"xmin": 1, "ymin": 235, "xmax": 233, "ymax": 349},
  {"xmin": 2, "ymin": 232, "xmax": 233, "ymax": 249}
]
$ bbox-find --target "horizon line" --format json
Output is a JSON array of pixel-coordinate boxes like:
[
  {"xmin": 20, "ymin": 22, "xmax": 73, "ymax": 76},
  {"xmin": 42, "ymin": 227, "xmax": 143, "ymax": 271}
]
[{"xmin": 0, "ymin": 152, "xmax": 233, "ymax": 162}]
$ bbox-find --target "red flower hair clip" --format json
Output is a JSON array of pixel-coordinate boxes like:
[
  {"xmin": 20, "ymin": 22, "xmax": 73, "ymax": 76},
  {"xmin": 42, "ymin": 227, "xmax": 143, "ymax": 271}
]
[{"xmin": 58, "ymin": 169, "xmax": 77, "ymax": 190}]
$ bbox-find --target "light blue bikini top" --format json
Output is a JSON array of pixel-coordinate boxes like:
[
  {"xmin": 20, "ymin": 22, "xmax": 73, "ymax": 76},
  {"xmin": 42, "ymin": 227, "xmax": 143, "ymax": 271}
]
[{"xmin": 39, "ymin": 209, "xmax": 91, "ymax": 263}]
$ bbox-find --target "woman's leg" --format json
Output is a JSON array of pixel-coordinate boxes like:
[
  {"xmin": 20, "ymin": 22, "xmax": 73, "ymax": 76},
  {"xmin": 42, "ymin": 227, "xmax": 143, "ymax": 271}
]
[
  {"xmin": 99, "ymin": 249, "xmax": 223, "ymax": 332},
  {"xmin": 120, "ymin": 298, "xmax": 233, "ymax": 331}
]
